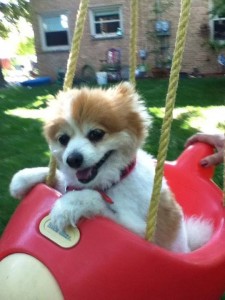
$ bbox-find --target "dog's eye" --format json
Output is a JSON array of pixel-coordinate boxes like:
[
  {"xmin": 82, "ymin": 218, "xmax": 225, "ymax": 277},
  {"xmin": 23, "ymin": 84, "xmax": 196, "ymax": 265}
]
[
  {"xmin": 58, "ymin": 134, "xmax": 70, "ymax": 146},
  {"xmin": 87, "ymin": 129, "xmax": 105, "ymax": 142}
]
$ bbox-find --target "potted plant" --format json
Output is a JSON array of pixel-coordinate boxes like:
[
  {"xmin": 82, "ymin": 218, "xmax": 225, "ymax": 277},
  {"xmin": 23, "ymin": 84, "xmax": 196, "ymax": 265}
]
[{"xmin": 146, "ymin": 0, "xmax": 173, "ymax": 78}]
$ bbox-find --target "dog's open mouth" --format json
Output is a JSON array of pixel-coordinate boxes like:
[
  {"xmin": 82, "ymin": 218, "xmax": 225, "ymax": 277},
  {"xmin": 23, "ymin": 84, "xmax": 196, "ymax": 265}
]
[{"xmin": 76, "ymin": 150, "xmax": 114, "ymax": 184}]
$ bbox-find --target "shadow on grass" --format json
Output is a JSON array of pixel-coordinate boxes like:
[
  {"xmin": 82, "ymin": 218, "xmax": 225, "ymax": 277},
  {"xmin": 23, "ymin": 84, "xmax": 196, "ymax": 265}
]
[
  {"xmin": 138, "ymin": 77, "xmax": 225, "ymax": 108},
  {"xmin": 1, "ymin": 80, "xmax": 225, "ymax": 234},
  {"xmin": 144, "ymin": 111, "xmax": 223, "ymax": 189},
  {"xmin": 0, "ymin": 86, "xmax": 58, "ymax": 234},
  {"xmin": 0, "ymin": 114, "xmax": 49, "ymax": 233}
]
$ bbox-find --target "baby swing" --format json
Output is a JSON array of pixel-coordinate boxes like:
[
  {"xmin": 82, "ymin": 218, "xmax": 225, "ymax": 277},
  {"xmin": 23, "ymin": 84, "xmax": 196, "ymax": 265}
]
[{"xmin": 1, "ymin": 0, "xmax": 225, "ymax": 299}]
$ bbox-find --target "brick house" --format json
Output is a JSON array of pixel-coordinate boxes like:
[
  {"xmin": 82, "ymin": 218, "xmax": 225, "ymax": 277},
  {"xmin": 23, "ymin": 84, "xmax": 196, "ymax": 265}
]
[{"xmin": 30, "ymin": 0, "xmax": 225, "ymax": 80}]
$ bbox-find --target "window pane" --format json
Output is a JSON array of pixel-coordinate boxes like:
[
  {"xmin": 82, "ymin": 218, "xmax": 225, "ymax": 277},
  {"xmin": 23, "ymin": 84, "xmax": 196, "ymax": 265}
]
[
  {"xmin": 45, "ymin": 31, "xmax": 68, "ymax": 46},
  {"xmin": 95, "ymin": 14, "xmax": 119, "ymax": 22},
  {"xmin": 41, "ymin": 14, "xmax": 69, "ymax": 48},
  {"xmin": 214, "ymin": 19, "xmax": 225, "ymax": 40},
  {"xmin": 90, "ymin": 6, "xmax": 122, "ymax": 37},
  {"xmin": 43, "ymin": 15, "xmax": 68, "ymax": 32},
  {"xmin": 95, "ymin": 23, "xmax": 101, "ymax": 34},
  {"xmin": 95, "ymin": 21, "xmax": 120, "ymax": 34}
]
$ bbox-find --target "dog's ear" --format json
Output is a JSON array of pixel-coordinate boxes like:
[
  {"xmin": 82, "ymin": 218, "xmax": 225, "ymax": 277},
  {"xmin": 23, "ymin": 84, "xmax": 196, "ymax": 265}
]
[{"xmin": 116, "ymin": 82, "xmax": 135, "ymax": 96}]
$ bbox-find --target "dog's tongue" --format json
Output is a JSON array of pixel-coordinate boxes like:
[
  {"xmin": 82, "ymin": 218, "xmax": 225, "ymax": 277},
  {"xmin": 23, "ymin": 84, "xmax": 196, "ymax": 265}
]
[
  {"xmin": 76, "ymin": 167, "xmax": 98, "ymax": 183},
  {"xmin": 76, "ymin": 168, "xmax": 92, "ymax": 181}
]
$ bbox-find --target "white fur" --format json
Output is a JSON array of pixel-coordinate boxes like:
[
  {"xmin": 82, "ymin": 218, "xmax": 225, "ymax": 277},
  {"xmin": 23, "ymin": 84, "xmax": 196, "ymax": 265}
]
[
  {"xmin": 9, "ymin": 83, "xmax": 213, "ymax": 252},
  {"xmin": 10, "ymin": 150, "xmax": 212, "ymax": 252},
  {"xmin": 10, "ymin": 167, "xmax": 66, "ymax": 199},
  {"xmin": 186, "ymin": 217, "xmax": 213, "ymax": 251}
]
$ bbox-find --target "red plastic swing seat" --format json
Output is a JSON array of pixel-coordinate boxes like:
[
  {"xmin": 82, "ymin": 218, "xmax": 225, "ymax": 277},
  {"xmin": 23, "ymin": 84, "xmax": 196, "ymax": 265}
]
[{"xmin": 1, "ymin": 142, "xmax": 225, "ymax": 299}]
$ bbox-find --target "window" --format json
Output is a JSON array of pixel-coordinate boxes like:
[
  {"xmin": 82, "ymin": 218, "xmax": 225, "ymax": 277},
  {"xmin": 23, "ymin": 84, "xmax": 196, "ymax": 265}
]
[
  {"xmin": 39, "ymin": 13, "xmax": 70, "ymax": 51},
  {"xmin": 89, "ymin": 6, "xmax": 123, "ymax": 39},
  {"xmin": 210, "ymin": 1, "xmax": 225, "ymax": 43},
  {"xmin": 212, "ymin": 17, "xmax": 225, "ymax": 41}
]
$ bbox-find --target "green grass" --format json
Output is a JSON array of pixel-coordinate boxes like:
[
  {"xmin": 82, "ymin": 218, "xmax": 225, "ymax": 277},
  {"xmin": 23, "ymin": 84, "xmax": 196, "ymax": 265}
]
[
  {"xmin": 1, "ymin": 77, "xmax": 225, "ymax": 236},
  {"xmin": 139, "ymin": 78, "xmax": 225, "ymax": 188},
  {"xmin": 0, "ymin": 84, "xmax": 60, "ymax": 234}
]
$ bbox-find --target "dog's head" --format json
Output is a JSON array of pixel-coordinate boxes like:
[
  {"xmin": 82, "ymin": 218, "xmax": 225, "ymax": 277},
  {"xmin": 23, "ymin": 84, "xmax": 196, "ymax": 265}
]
[{"xmin": 43, "ymin": 82, "xmax": 150, "ymax": 189}]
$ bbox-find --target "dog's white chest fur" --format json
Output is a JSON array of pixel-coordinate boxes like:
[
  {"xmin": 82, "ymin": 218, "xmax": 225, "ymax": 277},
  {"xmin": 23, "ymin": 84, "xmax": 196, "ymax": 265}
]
[{"xmin": 9, "ymin": 83, "xmax": 213, "ymax": 253}]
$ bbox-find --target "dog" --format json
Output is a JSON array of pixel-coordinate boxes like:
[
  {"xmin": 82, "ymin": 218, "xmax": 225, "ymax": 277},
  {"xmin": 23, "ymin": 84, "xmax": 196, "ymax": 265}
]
[{"xmin": 10, "ymin": 82, "xmax": 212, "ymax": 252}]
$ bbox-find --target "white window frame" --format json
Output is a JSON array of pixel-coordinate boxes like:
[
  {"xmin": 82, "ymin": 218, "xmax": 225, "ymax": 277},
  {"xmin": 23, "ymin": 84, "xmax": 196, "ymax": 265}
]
[
  {"xmin": 211, "ymin": 16, "xmax": 225, "ymax": 42},
  {"xmin": 89, "ymin": 5, "xmax": 123, "ymax": 39},
  {"xmin": 209, "ymin": 0, "xmax": 225, "ymax": 43},
  {"xmin": 38, "ymin": 12, "xmax": 70, "ymax": 52}
]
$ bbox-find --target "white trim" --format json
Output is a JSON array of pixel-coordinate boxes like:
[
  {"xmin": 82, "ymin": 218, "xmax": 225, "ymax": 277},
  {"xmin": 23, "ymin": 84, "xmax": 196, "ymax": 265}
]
[
  {"xmin": 38, "ymin": 12, "xmax": 70, "ymax": 52},
  {"xmin": 208, "ymin": 0, "xmax": 225, "ymax": 42},
  {"xmin": 211, "ymin": 17, "xmax": 225, "ymax": 42},
  {"xmin": 89, "ymin": 5, "xmax": 123, "ymax": 39}
]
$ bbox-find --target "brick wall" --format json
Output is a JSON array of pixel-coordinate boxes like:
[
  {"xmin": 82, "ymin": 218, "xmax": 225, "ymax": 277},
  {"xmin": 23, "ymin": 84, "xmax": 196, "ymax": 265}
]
[
  {"xmin": 30, "ymin": 0, "xmax": 220, "ymax": 80},
  {"xmin": 183, "ymin": 0, "xmax": 220, "ymax": 75}
]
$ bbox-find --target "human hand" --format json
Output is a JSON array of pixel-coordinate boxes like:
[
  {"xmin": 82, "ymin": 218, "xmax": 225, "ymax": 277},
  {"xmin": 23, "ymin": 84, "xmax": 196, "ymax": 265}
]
[{"xmin": 184, "ymin": 133, "xmax": 224, "ymax": 167}]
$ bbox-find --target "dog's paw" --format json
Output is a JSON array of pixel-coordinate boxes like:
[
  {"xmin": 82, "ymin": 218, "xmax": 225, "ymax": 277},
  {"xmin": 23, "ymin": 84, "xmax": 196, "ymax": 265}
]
[
  {"xmin": 9, "ymin": 167, "xmax": 49, "ymax": 199},
  {"xmin": 10, "ymin": 169, "xmax": 34, "ymax": 199},
  {"xmin": 50, "ymin": 190, "xmax": 106, "ymax": 231},
  {"xmin": 50, "ymin": 196, "xmax": 77, "ymax": 231}
]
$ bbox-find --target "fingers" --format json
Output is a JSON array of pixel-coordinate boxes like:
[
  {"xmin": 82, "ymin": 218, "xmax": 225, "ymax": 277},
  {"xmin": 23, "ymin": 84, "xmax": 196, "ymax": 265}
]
[
  {"xmin": 200, "ymin": 152, "xmax": 224, "ymax": 167},
  {"xmin": 185, "ymin": 133, "xmax": 220, "ymax": 148},
  {"xmin": 185, "ymin": 133, "xmax": 224, "ymax": 167},
  {"xmin": 184, "ymin": 134, "xmax": 201, "ymax": 148}
]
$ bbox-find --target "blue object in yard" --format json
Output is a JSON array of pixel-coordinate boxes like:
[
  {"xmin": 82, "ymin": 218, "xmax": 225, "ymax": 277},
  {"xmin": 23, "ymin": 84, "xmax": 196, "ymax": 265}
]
[
  {"xmin": 21, "ymin": 77, "xmax": 52, "ymax": 87},
  {"xmin": 218, "ymin": 54, "xmax": 225, "ymax": 66}
]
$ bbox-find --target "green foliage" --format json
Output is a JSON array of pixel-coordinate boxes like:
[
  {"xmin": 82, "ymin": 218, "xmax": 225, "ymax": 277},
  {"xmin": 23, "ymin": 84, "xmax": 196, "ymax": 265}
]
[
  {"xmin": 16, "ymin": 36, "xmax": 35, "ymax": 55},
  {"xmin": 0, "ymin": 0, "xmax": 31, "ymax": 86},
  {"xmin": 0, "ymin": 0, "xmax": 30, "ymax": 38},
  {"xmin": 147, "ymin": 1, "xmax": 174, "ymax": 70},
  {"xmin": 209, "ymin": 40, "xmax": 225, "ymax": 52},
  {"xmin": 210, "ymin": 0, "xmax": 225, "ymax": 18},
  {"xmin": 0, "ymin": 21, "xmax": 9, "ymax": 39},
  {"xmin": 152, "ymin": 0, "xmax": 173, "ymax": 16}
]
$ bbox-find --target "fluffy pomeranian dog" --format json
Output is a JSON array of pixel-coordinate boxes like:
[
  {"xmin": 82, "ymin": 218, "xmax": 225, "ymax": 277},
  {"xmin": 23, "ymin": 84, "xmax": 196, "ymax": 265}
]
[{"xmin": 10, "ymin": 82, "xmax": 212, "ymax": 252}]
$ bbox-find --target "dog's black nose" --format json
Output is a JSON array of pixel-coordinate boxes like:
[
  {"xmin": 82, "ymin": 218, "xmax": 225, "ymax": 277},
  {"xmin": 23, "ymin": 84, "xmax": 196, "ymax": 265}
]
[{"xmin": 66, "ymin": 152, "xmax": 83, "ymax": 168}]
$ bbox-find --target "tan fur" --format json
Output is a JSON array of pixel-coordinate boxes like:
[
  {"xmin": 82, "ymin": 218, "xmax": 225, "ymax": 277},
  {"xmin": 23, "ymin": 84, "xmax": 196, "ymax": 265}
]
[
  {"xmin": 71, "ymin": 86, "xmax": 146, "ymax": 138},
  {"xmin": 71, "ymin": 88, "xmax": 123, "ymax": 133},
  {"xmin": 10, "ymin": 82, "xmax": 212, "ymax": 253},
  {"xmin": 44, "ymin": 118, "xmax": 69, "ymax": 141},
  {"xmin": 44, "ymin": 84, "xmax": 148, "ymax": 146},
  {"xmin": 154, "ymin": 190, "xmax": 183, "ymax": 250},
  {"xmin": 44, "ymin": 83, "xmax": 185, "ymax": 250}
]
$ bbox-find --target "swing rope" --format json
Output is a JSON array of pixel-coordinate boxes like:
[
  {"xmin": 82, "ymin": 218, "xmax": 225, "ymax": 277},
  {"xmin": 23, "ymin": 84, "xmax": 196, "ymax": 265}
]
[
  {"xmin": 45, "ymin": 0, "xmax": 90, "ymax": 187},
  {"xmin": 63, "ymin": 0, "xmax": 89, "ymax": 91},
  {"xmin": 45, "ymin": 0, "xmax": 220, "ymax": 242},
  {"xmin": 145, "ymin": 0, "xmax": 192, "ymax": 241},
  {"xmin": 46, "ymin": 0, "xmax": 139, "ymax": 187},
  {"xmin": 129, "ymin": 0, "xmax": 139, "ymax": 86}
]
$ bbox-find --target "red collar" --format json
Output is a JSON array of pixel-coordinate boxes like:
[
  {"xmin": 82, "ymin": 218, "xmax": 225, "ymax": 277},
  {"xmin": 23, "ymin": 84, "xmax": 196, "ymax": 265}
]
[
  {"xmin": 120, "ymin": 158, "xmax": 136, "ymax": 181},
  {"xmin": 66, "ymin": 158, "xmax": 136, "ymax": 204}
]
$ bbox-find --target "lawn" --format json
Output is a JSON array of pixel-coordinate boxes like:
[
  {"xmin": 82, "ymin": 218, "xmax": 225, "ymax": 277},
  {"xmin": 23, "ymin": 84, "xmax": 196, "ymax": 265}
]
[{"xmin": 1, "ymin": 77, "xmax": 225, "ymax": 237}]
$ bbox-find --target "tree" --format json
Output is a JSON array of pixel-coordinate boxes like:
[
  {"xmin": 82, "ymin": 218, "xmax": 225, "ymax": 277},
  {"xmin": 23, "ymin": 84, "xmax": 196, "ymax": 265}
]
[
  {"xmin": 0, "ymin": 0, "xmax": 30, "ymax": 36},
  {"xmin": 208, "ymin": 0, "xmax": 225, "ymax": 53},
  {"xmin": 210, "ymin": 0, "xmax": 225, "ymax": 18},
  {"xmin": 0, "ymin": 0, "xmax": 30, "ymax": 87},
  {"xmin": 17, "ymin": 36, "xmax": 35, "ymax": 56}
]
